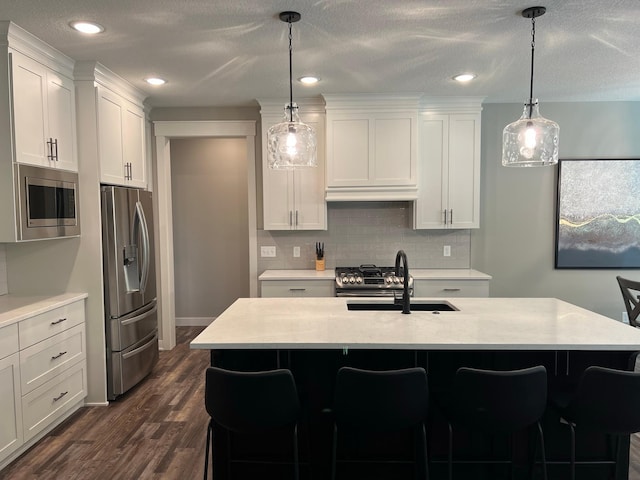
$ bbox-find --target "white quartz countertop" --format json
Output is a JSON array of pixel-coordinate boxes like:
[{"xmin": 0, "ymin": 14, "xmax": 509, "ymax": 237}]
[
  {"xmin": 191, "ymin": 297, "xmax": 640, "ymax": 351},
  {"xmin": 259, "ymin": 269, "xmax": 491, "ymax": 281},
  {"xmin": 0, "ymin": 292, "xmax": 88, "ymax": 329}
]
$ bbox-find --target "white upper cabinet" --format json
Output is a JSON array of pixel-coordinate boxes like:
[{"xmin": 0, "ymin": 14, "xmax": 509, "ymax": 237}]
[
  {"xmin": 5, "ymin": 27, "xmax": 77, "ymax": 172},
  {"xmin": 323, "ymin": 94, "xmax": 419, "ymax": 201},
  {"xmin": 414, "ymin": 98, "xmax": 483, "ymax": 229},
  {"xmin": 97, "ymin": 85, "xmax": 146, "ymax": 188},
  {"xmin": 260, "ymin": 100, "xmax": 327, "ymax": 230}
]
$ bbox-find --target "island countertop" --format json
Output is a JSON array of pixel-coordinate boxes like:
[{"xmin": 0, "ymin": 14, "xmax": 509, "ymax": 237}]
[{"xmin": 191, "ymin": 297, "xmax": 640, "ymax": 351}]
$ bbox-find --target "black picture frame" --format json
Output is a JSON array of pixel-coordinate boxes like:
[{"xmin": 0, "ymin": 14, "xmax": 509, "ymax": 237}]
[{"xmin": 555, "ymin": 158, "xmax": 640, "ymax": 269}]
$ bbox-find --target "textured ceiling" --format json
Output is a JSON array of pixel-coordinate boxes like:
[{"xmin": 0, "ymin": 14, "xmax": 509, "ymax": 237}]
[{"xmin": 1, "ymin": 0, "xmax": 639, "ymax": 108}]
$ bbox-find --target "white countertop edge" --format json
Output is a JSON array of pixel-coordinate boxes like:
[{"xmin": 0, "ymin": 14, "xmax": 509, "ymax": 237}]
[
  {"xmin": 0, "ymin": 292, "xmax": 88, "ymax": 328},
  {"xmin": 259, "ymin": 269, "xmax": 492, "ymax": 281}
]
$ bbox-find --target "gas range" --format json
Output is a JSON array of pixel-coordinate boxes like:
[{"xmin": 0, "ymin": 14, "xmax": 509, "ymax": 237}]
[{"xmin": 335, "ymin": 264, "xmax": 414, "ymax": 297}]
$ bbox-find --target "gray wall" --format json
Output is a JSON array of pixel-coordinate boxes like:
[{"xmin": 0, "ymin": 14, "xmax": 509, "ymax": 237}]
[
  {"xmin": 170, "ymin": 137, "xmax": 250, "ymax": 322},
  {"xmin": 472, "ymin": 102, "xmax": 640, "ymax": 320}
]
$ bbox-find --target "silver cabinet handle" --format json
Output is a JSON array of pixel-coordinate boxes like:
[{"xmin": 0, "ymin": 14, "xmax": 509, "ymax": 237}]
[
  {"xmin": 450, "ymin": 209, "xmax": 453, "ymax": 225},
  {"xmin": 289, "ymin": 288, "xmax": 306, "ymax": 292},
  {"xmin": 443, "ymin": 209, "xmax": 448, "ymax": 225},
  {"xmin": 51, "ymin": 351, "xmax": 68, "ymax": 360},
  {"xmin": 53, "ymin": 138, "xmax": 58, "ymax": 161},
  {"xmin": 289, "ymin": 211, "xmax": 293, "ymax": 226},
  {"xmin": 50, "ymin": 318, "xmax": 67, "ymax": 325},
  {"xmin": 53, "ymin": 391, "xmax": 69, "ymax": 402},
  {"xmin": 47, "ymin": 138, "xmax": 54, "ymax": 161},
  {"xmin": 443, "ymin": 288, "xmax": 461, "ymax": 292},
  {"xmin": 295, "ymin": 210, "xmax": 299, "ymax": 226}
]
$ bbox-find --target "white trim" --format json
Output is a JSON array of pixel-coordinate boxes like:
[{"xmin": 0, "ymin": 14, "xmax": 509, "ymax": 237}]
[{"xmin": 153, "ymin": 121, "xmax": 257, "ymax": 351}]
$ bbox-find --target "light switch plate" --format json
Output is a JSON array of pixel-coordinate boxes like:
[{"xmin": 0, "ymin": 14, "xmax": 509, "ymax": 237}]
[
  {"xmin": 261, "ymin": 246, "xmax": 276, "ymax": 257},
  {"xmin": 293, "ymin": 246, "xmax": 300, "ymax": 257},
  {"xmin": 443, "ymin": 245, "xmax": 451, "ymax": 257}
]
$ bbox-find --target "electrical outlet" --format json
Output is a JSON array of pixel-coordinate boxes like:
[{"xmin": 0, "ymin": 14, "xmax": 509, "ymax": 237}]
[
  {"xmin": 293, "ymin": 246, "xmax": 300, "ymax": 257},
  {"xmin": 260, "ymin": 246, "xmax": 276, "ymax": 257},
  {"xmin": 443, "ymin": 245, "xmax": 451, "ymax": 257}
]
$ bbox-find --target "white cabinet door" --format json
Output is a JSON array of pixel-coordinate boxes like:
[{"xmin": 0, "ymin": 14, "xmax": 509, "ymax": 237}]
[
  {"xmin": 10, "ymin": 50, "xmax": 77, "ymax": 171},
  {"xmin": 261, "ymin": 112, "xmax": 326, "ymax": 230},
  {"xmin": 414, "ymin": 112, "xmax": 481, "ymax": 229},
  {"xmin": 11, "ymin": 51, "xmax": 47, "ymax": 167},
  {"xmin": 123, "ymin": 102, "xmax": 146, "ymax": 188},
  {"xmin": 97, "ymin": 86, "xmax": 125, "ymax": 185},
  {"xmin": 0, "ymin": 352, "xmax": 23, "ymax": 464},
  {"xmin": 46, "ymin": 71, "xmax": 77, "ymax": 171},
  {"xmin": 326, "ymin": 113, "xmax": 416, "ymax": 188},
  {"xmin": 97, "ymin": 87, "xmax": 147, "ymax": 187}
]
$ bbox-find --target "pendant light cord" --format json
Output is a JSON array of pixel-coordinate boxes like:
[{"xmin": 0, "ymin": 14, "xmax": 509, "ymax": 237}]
[
  {"xmin": 528, "ymin": 16, "xmax": 536, "ymax": 118},
  {"xmin": 288, "ymin": 18, "xmax": 294, "ymax": 122}
]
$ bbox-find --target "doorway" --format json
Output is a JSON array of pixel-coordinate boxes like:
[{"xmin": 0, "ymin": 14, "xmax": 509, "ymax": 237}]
[{"xmin": 154, "ymin": 121, "xmax": 257, "ymax": 349}]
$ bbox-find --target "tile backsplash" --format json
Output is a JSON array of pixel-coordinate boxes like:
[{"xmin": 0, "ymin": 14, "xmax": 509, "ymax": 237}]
[
  {"xmin": 258, "ymin": 202, "xmax": 470, "ymax": 271},
  {"xmin": 0, "ymin": 244, "xmax": 7, "ymax": 295}
]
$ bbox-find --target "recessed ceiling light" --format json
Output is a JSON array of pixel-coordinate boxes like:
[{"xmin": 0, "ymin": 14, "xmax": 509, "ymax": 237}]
[
  {"xmin": 298, "ymin": 76, "xmax": 320, "ymax": 85},
  {"xmin": 69, "ymin": 21, "xmax": 104, "ymax": 34},
  {"xmin": 145, "ymin": 77, "xmax": 166, "ymax": 86},
  {"xmin": 453, "ymin": 73, "xmax": 477, "ymax": 83}
]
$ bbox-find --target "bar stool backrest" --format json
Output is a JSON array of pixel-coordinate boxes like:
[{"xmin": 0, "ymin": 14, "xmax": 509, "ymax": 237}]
[
  {"xmin": 205, "ymin": 367, "xmax": 300, "ymax": 433},
  {"xmin": 563, "ymin": 365, "xmax": 640, "ymax": 434},
  {"xmin": 617, "ymin": 276, "xmax": 640, "ymax": 327},
  {"xmin": 448, "ymin": 365, "xmax": 547, "ymax": 433}
]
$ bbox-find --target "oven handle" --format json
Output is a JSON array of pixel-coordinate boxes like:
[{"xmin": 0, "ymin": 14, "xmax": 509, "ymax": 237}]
[{"xmin": 335, "ymin": 290, "xmax": 413, "ymax": 298}]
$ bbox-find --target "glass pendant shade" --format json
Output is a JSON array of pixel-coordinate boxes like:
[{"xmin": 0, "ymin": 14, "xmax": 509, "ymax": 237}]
[
  {"xmin": 268, "ymin": 103, "xmax": 317, "ymax": 169},
  {"xmin": 502, "ymin": 101, "xmax": 559, "ymax": 167}
]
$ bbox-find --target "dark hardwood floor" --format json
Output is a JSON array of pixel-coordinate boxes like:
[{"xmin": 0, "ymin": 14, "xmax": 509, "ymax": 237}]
[
  {"xmin": 0, "ymin": 326, "xmax": 210, "ymax": 480},
  {"xmin": 2, "ymin": 326, "xmax": 640, "ymax": 479}
]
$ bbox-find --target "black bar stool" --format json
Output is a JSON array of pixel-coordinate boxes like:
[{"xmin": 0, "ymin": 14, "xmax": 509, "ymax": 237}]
[
  {"xmin": 439, "ymin": 365, "xmax": 548, "ymax": 480},
  {"xmin": 331, "ymin": 366, "xmax": 429, "ymax": 479},
  {"xmin": 550, "ymin": 364, "xmax": 640, "ymax": 480},
  {"xmin": 204, "ymin": 367, "xmax": 302, "ymax": 480}
]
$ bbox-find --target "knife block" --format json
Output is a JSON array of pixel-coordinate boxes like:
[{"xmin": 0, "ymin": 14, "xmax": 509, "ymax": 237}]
[{"xmin": 315, "ymin": 258, "xmax": 325, "ymax": 271}]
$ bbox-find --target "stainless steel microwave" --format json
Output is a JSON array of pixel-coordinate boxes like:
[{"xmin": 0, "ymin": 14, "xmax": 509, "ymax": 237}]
[{"xmin": 16, "ymin": 164, "xmax": 80, "ymax": 240}]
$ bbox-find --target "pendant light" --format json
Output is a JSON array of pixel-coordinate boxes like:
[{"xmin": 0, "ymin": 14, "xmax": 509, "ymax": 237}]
[
  {"xmin": 502, "ymin": 6, "xmax": 559, "ymax": 167},
  {"xmin": 267, "ymin": 11, "xmax": 317, "ymax": 169}
]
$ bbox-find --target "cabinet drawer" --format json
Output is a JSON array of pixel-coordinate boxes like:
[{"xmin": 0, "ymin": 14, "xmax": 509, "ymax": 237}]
[
  {"xmin": 22, "ymin": 361, "xmax": 86, "ymax": 442},
  {"xmin": 0, "ymin": 324, "xmax": 19, "ymax": 359},
  {"xmin": 20, "ymin": 324, "xmax": 86, "ymax": 395},
  {"xmin": 414, "ymin": 280, "xmax": 489, "ymax": 298},
  {"xmin": 261, "ymin": 281, "xmax": 335, "ymax": 298},
  {"xmin": 18, "ymin": 300, "xmax": 84, "ymax": 348}
]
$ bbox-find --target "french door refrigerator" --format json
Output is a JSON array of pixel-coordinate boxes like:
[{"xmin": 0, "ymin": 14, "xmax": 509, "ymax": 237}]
[{"xmin": 101, "ymin": 185, "xmax": 158, "ymax": 400}]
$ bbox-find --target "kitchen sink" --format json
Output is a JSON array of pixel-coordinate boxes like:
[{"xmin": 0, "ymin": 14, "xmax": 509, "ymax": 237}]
[{"xmin": 346, "ymin": 300, "xmax": 458, "ymax": 312}]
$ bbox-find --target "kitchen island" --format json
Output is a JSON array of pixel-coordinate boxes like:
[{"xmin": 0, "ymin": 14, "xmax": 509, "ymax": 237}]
[{"xmin": 191, "ymin": 297, "xmax": 640, "ymax": 479}]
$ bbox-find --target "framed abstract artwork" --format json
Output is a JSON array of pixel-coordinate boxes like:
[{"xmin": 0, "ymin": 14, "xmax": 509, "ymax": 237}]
[{"xmin": 555, "ymin": 159, "xmax": 640, "ymax": 269}]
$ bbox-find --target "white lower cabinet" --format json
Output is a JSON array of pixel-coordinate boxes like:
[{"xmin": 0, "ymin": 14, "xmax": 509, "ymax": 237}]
[
  {"xmin": 0, "ymin": 351, "xmax": 22, "ymax": 464},
  {"xmin": 261, "ymin": 280, "xmax": 335, "ymax": 298},
  {"xmin": 0, "ymin": 297, "xmax": 87, "ymax": 469}
]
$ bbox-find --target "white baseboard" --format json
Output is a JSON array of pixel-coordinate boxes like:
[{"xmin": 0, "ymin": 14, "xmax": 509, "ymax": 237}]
[{"xmin": 175, "ymin": 316, "xmax": 215, "ymax": 326}]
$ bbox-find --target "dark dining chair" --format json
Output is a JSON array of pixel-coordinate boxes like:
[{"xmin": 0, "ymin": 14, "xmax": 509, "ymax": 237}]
[
  {"xmin": 204, "ymin": 367, "xmax": 301, "ymax": 480},
  {"xmin": 616, "ymin": 275, "xmax": 640, "ymax": 327},
  {"xmin": 439, "ymin": 365, "xmax": 548, "ymax": 480},
  {"xmin": 331, "ymin": 366, "xmax": 430, "ymax": 479},
  {"xmin": 550, "ymin": 364, "xmax": 640, "ymax": 480}
]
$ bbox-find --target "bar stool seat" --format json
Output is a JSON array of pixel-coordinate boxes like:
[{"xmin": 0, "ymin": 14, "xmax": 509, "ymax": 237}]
[
  {"xmin": 439, "ymin": 365, "xmax": 548, "ymax": 480},
  {"xmin": 550, "ymin": 364, "xmax": 640, "ymax": 480},
  {"xmin": 204, "ymin": 367, "xmax": 302, "ymax": 480},
  {"xmin": 331, "ymin": 366, "xmax": 429, "ymax": 479}
]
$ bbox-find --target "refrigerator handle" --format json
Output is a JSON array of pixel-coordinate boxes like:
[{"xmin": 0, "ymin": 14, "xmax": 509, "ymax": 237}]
[{"xmin": 135, "ymin": 201, "xmax": 151, "ymax": 294}]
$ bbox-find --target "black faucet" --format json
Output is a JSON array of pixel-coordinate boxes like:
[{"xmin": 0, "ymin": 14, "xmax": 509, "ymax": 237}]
[{"xmin": 394, "ymin": 250, "xmax": 411, "ymax": 314}]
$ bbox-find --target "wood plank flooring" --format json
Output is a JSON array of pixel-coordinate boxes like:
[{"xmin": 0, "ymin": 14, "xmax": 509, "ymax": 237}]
[{"xmin": 2, "ymin": 326, "xmax": 640, "ymax": 479}]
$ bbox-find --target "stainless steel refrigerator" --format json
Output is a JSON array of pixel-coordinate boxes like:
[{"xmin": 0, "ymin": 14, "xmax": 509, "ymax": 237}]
[{"xmin": 101, "ymin": 185, "xmax": 158, "ymax": 400}]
